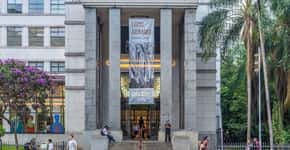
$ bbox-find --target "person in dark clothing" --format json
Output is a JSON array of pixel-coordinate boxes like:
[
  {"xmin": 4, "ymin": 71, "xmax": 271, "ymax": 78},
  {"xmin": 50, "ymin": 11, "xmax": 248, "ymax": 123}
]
[
  {"xmin": 139, "ymin": 117, "xmax": 145, "ymax": 138},
  {"xmin": 164, "ymin": 120, "xmax": 171, "ymax": 142}
]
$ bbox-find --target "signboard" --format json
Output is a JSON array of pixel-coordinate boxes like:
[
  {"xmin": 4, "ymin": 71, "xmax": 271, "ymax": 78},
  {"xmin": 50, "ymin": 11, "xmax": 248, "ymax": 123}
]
[{"xmin": 129, "ymin": 18, "xmax": 155, "ymax": 104}]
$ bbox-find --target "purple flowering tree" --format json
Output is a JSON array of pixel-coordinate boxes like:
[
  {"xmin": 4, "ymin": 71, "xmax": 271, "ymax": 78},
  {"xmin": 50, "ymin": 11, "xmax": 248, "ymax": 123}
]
[{"xmin": 0, "ymin": 59, "xmax": 54, "ymax": 150}]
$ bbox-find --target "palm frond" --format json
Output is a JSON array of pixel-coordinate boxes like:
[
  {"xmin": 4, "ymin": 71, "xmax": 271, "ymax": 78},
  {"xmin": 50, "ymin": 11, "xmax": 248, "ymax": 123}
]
[
  {"xmin": 199, "ymin": 9, "xmax": 228, "ymax": 59},
  {"xmin": 221, "ymin": 17, "xmax": 244, "ymax": 55}
]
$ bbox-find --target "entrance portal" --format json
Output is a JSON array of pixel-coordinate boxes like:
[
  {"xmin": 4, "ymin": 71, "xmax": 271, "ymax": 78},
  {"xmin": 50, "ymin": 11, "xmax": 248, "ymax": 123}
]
[
  {"xmin": 121, "ymin": 99, "xmax": 160, "ymax": 140},
  {"xmin": 120, "ymin": 73, "xmax": 160, "ymax": 140}
]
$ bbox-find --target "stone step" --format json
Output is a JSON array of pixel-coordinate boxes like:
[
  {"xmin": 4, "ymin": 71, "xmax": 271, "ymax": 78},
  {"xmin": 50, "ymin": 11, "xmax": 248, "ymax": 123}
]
[{"xmin": 109, "ymin": 141, "xmax": 173, "ymax": 150}]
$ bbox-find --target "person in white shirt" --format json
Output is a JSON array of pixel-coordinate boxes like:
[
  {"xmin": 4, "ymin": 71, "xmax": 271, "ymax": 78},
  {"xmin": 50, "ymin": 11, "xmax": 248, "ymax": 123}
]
[
  {"xmin": 67, "ymin": 134, "xmax": 77, "ymax": 150},
  {"xmin": 101, "ymin": 125, "xmax": 116, "ymax": 144},
  {"xmin": 47, "ymin": 139, "xmax": 54, "ymax": 150}
]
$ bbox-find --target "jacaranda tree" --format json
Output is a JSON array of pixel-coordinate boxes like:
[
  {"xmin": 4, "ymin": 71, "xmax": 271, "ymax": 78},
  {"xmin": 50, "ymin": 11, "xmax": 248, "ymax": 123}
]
[{"xmin": 0, "ymin": 59, "xmax": 54, "ymax": 150}]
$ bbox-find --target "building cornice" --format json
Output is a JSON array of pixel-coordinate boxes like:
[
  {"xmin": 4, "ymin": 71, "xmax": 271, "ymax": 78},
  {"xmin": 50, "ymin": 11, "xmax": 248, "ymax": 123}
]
[
  {"xmin": 82, "ymin": 2, "xmax": 198, "ymax": 9},
  {"xmin": 66, "ymin": 69, "xmax": 86, "ymax": 73},
  {"xmin": 65, "ymin": 86, "xmax": 85, "ymax": 90},
  {"xmin": 64, "ymin": 20, "xmax": 85, "ymax": 25},
  {"xmin": 64, "ymin": 52, "xmax": 85, "ymax": 57}
]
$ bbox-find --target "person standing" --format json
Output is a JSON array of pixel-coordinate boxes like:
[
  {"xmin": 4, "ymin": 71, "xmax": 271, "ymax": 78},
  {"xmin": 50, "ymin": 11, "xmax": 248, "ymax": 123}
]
[
  {"xmin": 253, "ymin": 137, "xmax": 261, "ymax": 150},
  {"xmin": 67, "ymin": 134, "xmax": 77, "ymax": 150},
  {"xmin": 164, "ymin": 120, "xmax": 171, "ymax": 143},
  {"xmin": 47, "ymin": 139, "xmax": 54, "ymax": 150},
  {"xmin": 139, "ymin": 117, "xmax": 145, "ymax": 138}
]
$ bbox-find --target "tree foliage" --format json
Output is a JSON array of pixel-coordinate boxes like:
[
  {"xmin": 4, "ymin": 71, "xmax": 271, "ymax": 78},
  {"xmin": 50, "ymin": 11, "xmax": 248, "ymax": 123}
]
[{"xmin": 0, "ymin": 59, "xmax": 54, "ymax": 149}]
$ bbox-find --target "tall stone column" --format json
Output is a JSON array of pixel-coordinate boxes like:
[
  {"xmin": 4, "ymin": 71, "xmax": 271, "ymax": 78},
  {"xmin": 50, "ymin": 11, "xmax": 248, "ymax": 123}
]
[
  {"xmin": 65, "ymin": 2, "xmax": 86, "ymax": 133},
  {"xmin": 84, "ymin": 8, "xmax": 97, "ymax": 130},
  {"xmin": 160, "ymin": 9, "xmax": 173, "ymax": 128},
  {"xmin": 108, "ymin": 8, "xmax": 121, "ymax": 130},
  {"xmin": 184, "ymin": 9, "xmax": 197, "ymax": 130}
]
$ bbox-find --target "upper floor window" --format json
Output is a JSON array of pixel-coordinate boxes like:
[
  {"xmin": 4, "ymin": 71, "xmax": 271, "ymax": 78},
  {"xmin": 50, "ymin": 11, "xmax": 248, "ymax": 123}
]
[
  {"xmin": 29, "ymin": 27, "xmax": 44, "ymax": 47},
  {"xmin": 28, "ymin": 61, "xmax": 44, "ymax": 70},
  {"xmin": 51, "ymin": 0, "xmax": 64, "ymax": 14},
  {"xmin": 7, "ymin": 0, "xmax": 22, "ymax": 13},
  {"xmin": 29, "ymin": 0, "xmax": 44, "ymax": 14},
  {"xmin": 50, "ymin": 27, "xmax": 65, "ymax": 47},
  {"xmin": 7, "ymin": 27, "xmax": 22, "ymax": 46},
  {"xmin": 50, "ymin": 62, "xmax": 65, "ymax": 73}
]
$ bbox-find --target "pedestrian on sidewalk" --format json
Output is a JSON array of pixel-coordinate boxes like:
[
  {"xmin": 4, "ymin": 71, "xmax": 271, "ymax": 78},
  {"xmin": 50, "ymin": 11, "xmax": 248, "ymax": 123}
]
[
  {"xmin": 67, "ymin": 134, "xmax": 78, "ymax": 150},
  {"xmin": 47, "ymin": 139, "xmax": 54, "ymax": 150},
  {"xmin": 164, "ymin": 120, "xmax": 171, "ymax": 143}
]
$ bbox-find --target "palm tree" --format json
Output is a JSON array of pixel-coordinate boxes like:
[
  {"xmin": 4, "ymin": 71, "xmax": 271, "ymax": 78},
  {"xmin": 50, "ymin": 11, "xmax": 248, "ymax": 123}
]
[
  {"xmin": 257, "ymin": 0, "xmax": 273, "ymax": 148},
  {"xmin": 199, "ymin": 0, "xmax": 256, "ymax": 142}
]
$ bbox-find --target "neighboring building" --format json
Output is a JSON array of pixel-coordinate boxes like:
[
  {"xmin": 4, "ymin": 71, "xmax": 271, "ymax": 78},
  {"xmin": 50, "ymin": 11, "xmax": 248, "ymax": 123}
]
[
  {"xmin": 0, "ymin": 0, "xmax": 218, "ymax": 149},
  {"xmin": 0, "ymin": 0, "xmax": 66, "ymax": 138}
]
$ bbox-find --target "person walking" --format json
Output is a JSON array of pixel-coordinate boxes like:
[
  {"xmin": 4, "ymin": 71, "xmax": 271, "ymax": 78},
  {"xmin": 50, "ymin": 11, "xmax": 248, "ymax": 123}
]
[
  {"xmin": 101, "ymin": 125, "xmax": 116, "ymax": 144},
  {"xmin": 67, "ymin": 134, "xmax": 77, "ymax": 150},
  {"xmin": 164, "ymin": 120, "xmax": 171, "ymax": 143},
  {"xmin": 47, "ymin": 139, "xmax": 54, "ymax": 150}
]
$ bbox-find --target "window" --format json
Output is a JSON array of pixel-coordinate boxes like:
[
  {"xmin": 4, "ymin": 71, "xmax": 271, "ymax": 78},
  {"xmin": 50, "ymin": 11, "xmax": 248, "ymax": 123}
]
[
  {"xmin": 7, "ymin": 81, "xmax": 65, "ymax": 134},
  {"xmin": 7, "ymin": 27, "xmax": 22, "ymax": 46},
  {"xmin": 7, "ymin": 0, "xmax": 22, "ymax": 13},
  {"xmin": 50, "ymin": 62, "xmax": 65, "ymax": 73},
  {"xmin": 29, "ymin": 0, "xmax": 44, "ymax": 14},
  {"xmin": 29, "ymin": 27, "xmax": 44, "ymax": 46},
  {"xmin": 28, "ymin": 61, "xmax": 44, "ymax": 70},
  {"xmin": 50, "ymin": 27, "xmax": 65, "ymax": 47},
  {"xmin": 51, "ymin": 0, "xmax": 64, "ymax": 14}
]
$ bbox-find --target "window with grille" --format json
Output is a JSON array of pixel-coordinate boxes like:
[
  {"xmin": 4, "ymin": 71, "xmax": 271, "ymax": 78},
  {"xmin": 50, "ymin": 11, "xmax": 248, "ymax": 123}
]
[
  {"xmin": 7, "ymin": 27, "xmax": 22, "ymax": 46},
  {"xmin": 7, "ymin": 0, "xmax": 22, "ymax": 13},
  {"xmin": 51, "ymin": 0, "xmax": 64, "ymax": 14},
  {"xmin": 29, "ymin": 27, "xmax": 44, "ymax": 47},
  {"xmin": 50, "ymin": 27, "xmax": 65, "ymax": 47},
  {"xmin": 50, "ymin": 62, "xmax": 65, "ymax": 73},
  {"xmin": 29, "ymin": 0, "xmax": 44, "ymax": 14},
  {"xmin": 28, "ymin": 61, "xmax": 44, "ymax": 70}
]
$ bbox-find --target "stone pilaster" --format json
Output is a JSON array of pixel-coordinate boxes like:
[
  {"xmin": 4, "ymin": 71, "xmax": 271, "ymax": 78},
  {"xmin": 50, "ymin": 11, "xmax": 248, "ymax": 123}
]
[
  {"xmin": 160, "ymin": 9, "xmax": 173, "ymax": 129},
  {"xmin": 108, "ymin": 8, "xmax": 121, "ymax": 130},
  {"xmin": 44, "ymin": 27, "xmax": 50, "ymax": 47},
  {"xmin": 65, "ymin": 2, "xmax": 86, "ymax": 133},
  {"xmin": 184, "ymin": 9, "xmax": 197, "ymax": 130},
  {"xmin": 0, "ymin": 27, "xmax": 7, "ymax": 47},
  {"xmin": 84, "ymin": 8, "xmax": 97, "ymax": 130},
  {"xmin": 22, "ymin": 27, "xmax": 28, "ymax": 47}
]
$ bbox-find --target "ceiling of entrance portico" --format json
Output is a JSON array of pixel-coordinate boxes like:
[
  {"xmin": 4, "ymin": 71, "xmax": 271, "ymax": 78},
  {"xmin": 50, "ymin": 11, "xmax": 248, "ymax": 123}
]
[{"xmin": 81, "ymin": 0, "xmax": 198, "ymax": 8}]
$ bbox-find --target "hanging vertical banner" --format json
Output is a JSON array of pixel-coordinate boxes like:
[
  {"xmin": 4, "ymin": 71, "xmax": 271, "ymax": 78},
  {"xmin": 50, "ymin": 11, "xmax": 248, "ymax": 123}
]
[{"xmin": 129, "ymin": 18, "xmax": 155, "ymax": 104}]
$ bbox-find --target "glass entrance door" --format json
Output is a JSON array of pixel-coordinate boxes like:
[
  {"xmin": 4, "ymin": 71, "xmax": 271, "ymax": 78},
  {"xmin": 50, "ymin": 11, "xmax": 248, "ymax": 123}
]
[{"xmin": 121, "ymin": 99, "xmax": 160, "ymax": 140}]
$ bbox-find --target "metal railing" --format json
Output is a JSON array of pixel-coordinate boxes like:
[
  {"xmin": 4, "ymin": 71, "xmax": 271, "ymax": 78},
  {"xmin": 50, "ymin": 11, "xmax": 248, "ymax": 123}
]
[
  {"xmin": 0, "ymin": 140, "xmax": 67, "ymax": 150},
  {"xmin": 218, "ymin": 143, "xmax": 290, "ymax": 150}
]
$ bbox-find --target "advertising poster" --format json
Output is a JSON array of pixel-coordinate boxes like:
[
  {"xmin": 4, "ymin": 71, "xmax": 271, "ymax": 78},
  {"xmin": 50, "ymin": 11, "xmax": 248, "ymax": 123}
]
[{"xmin": 129, "ymin": 18, "xmax": 155, "ymax": 104}]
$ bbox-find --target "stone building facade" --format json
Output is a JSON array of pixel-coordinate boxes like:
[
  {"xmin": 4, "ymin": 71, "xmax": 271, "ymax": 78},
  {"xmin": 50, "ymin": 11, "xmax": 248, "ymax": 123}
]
[
  {"xmin": 0, "ymin": 0, "xmax": 218, "ymax": 149},
  {"xmin": 65, "ymin": 0, "xmax": 217, "ymax": 148}
]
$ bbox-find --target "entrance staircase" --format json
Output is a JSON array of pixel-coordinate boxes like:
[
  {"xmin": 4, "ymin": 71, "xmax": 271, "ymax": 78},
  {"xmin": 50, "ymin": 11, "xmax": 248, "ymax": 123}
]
[{"xmin": 109, "ymin": 141, "xmax": 173, "ymax": 150}]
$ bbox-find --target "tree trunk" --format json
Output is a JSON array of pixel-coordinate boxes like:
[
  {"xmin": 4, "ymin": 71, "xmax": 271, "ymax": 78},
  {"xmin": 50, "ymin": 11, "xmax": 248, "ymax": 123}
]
[
  {"xmin": 257, "ymin": 4, "xmax": 274, "ymax": 148},
  {"xmin": 284, "ymin": 72, "xmax": 290, "ymax": 109},
  {"xmin": 14, "ymin": 127, "xmax": 19, "ymax": 150},
  {"xmin": 13, "ymin": 110, "xmax": 19, "ymax": 150},
  {"xmin": 246, "ymin": 35, "xmax": 252, "ymax": 143}
]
